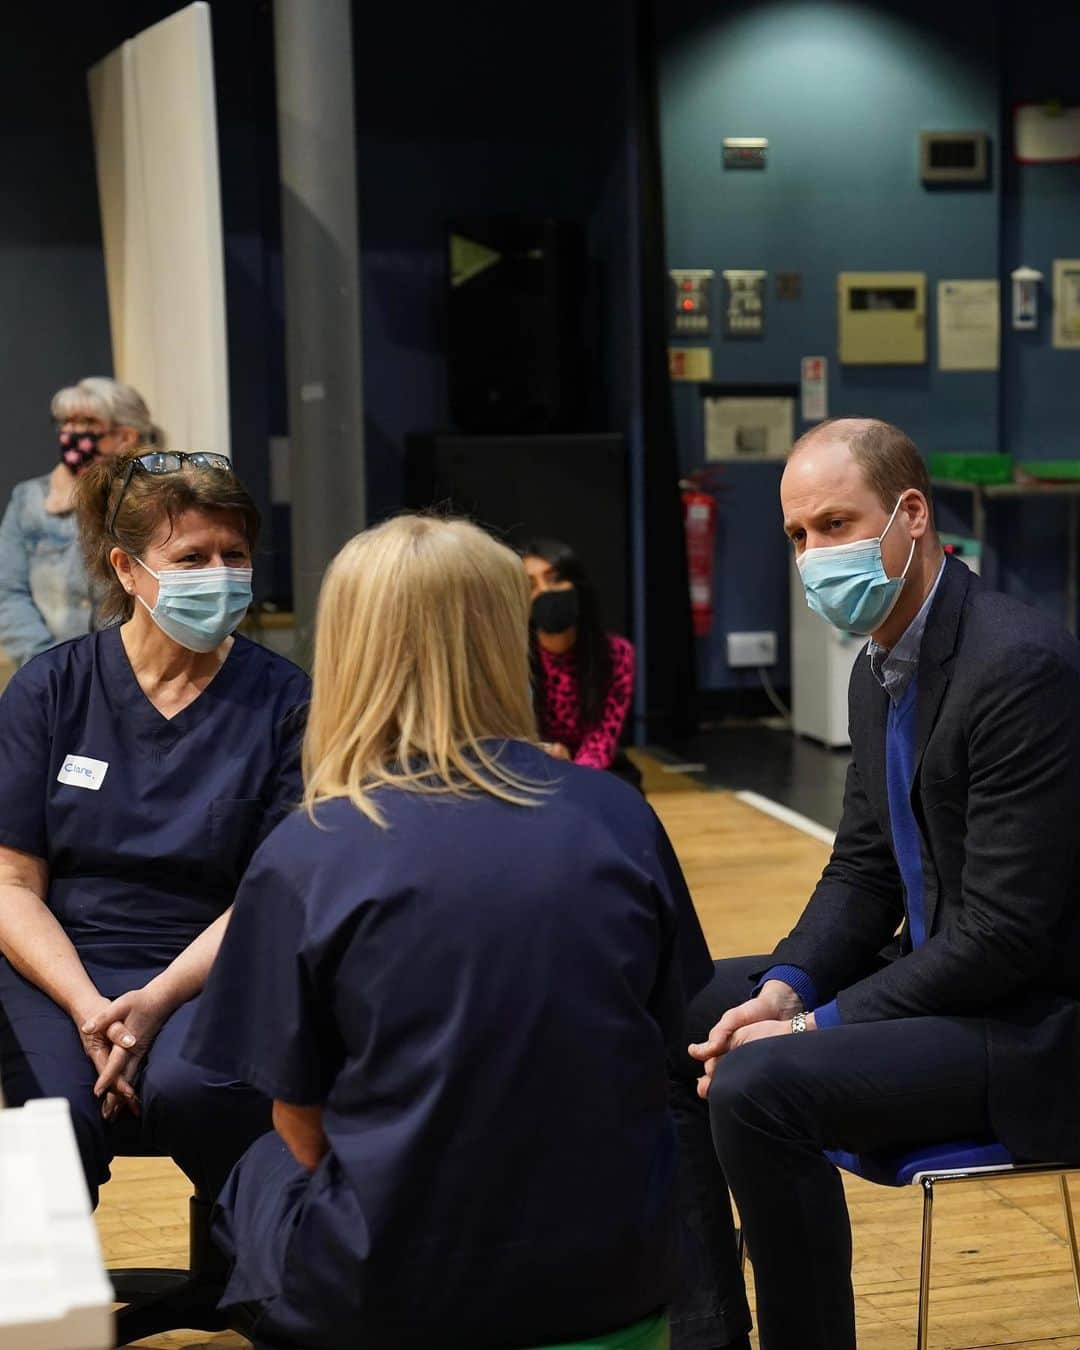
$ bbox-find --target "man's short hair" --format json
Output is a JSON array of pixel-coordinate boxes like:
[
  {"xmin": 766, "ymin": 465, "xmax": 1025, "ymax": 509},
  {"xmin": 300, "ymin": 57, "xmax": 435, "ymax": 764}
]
[{"xmin": 792, "ymin": 417, "xmax": 933, "ymax": 515}]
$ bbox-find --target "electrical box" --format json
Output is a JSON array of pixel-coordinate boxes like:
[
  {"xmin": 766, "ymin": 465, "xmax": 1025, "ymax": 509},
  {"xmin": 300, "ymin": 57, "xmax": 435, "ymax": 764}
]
[
  {"xmin": 670, "ymin": 268, "xmax": 713, "ymax": 337},
  {"xmin": 838, "ymin": 272, "xmax": 927, "ymax": 364},
  {"xmin": 919, "ymin": 131, "xmax": 989, "ymax": 184},
  {"xmin": 726, "ymin": 630, "xmax": 778, "ymax": 668},
  {"xmin": 722, "ymin": 269, "xmax": 766, "ymax": 337},
  {"xmin": 723, "ymin": 137, "xmax": 768, "ymax": 169}
]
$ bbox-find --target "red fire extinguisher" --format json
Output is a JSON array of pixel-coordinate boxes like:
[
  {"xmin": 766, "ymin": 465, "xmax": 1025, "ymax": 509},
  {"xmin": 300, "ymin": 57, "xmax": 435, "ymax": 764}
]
[{"xmin": 681, "ymin": 468, "xmax": 725, "ymax": 637}]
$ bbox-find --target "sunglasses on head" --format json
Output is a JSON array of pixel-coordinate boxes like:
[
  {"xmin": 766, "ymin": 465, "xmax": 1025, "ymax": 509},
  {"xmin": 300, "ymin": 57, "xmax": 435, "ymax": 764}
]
[{"xmin": 106, "ymin": 451, "xmax": 233, "ymax": 538}]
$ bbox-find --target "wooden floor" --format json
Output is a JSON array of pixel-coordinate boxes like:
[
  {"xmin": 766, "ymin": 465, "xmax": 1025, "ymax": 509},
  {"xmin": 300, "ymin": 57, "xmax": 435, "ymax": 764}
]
[{"xmin": 96, "ymin": 772, "xmax": 1080, "ymax": 1350}]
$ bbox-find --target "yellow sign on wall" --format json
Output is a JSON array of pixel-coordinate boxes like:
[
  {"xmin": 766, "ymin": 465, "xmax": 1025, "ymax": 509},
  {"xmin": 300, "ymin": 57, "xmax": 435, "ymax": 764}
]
[{"xmin": 668, "ymin": 346, "xmax": 714, "ymax": 381}]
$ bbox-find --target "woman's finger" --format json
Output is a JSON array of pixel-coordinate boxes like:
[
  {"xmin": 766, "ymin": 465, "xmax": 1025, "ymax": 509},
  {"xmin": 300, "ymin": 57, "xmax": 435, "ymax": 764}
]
[
  {"xmin": 94, "ymin": 1044, "xmax": 131, "ymax": 1098},
  {"xmin": 106, "ymin": 1018, "xmax": 137, "ymax": 1049}
]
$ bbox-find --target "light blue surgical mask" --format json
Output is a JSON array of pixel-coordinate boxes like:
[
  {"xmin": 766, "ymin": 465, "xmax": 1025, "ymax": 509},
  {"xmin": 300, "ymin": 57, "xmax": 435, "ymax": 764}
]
[
  {"xmin": 135, "ymin": 559, "xmax": 253, "ymax": 652},
  {"xmin": 796, "ymin": 494, "xmax": 916, "ymax": 635}
]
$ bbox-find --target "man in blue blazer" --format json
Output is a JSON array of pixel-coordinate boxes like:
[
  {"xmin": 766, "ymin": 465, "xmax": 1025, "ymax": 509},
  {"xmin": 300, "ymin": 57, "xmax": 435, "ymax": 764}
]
[{"xmin": 676, "ymin": 418, "xmax": 1080, "ymax": 1350}]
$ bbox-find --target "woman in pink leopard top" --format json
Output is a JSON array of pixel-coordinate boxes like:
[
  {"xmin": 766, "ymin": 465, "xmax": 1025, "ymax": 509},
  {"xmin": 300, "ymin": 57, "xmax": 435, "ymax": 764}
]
[{"xmin": 523, "ymin": 538, "xmax": 640, "ymax": 790}]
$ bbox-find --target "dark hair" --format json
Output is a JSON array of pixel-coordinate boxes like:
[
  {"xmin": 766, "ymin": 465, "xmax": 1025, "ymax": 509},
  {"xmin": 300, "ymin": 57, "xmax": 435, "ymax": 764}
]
[
  {"xmin": 523, "ymin": 537, "xmax": 613, "ymax": 731},
  {"xmin": 75, "ymin": 450, "xmax": 261, "ymax": 624},
  {"xmin": 792, "ymin": 417, "xmax": 934, "ymax": 518}
]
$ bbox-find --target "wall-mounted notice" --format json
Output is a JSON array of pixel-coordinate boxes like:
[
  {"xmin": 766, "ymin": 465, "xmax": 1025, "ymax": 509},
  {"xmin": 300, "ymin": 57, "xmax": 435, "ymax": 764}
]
[
  {"xmin": 1053, "ymin": 260, "xmax": 1080, "ymax": 349},
  {"xmin": 704, "ymin": 395, "xmax": 794, "ymax": 461},
  {"xmin": 669, "ymin": 347, "xmax": 714, "ymax": 382},
  {"xmin": 937, "ymin": 280, "xmax": 1000, "ymax": 371},
  {"xmin": 800, "ymin": 357, "xmax": 828, "ymax": 421}
]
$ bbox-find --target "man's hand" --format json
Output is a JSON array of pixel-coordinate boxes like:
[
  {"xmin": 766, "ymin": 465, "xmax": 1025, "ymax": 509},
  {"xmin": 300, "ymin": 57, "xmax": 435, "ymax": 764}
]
[
  {"xmin": 688, "ymin": 979, "xmax": 806, "ymax": 1099},
  {"xmin": 80, "ymin": 985, "xmax": 171, "ymax": 1112},
  {"xmin": 540, "ymin": 742, "xmax": 572, "ymax": 761}
]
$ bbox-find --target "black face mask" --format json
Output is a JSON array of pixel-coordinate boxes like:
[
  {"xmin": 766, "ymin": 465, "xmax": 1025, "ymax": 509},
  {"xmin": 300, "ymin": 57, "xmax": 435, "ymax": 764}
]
[
  {"xmin": 532, "ymin": 587, "xmax": 579, "ymax": 635},
  {"xmin": 58, "ymin": 429, "xmax": 102, "ymax": 473}
]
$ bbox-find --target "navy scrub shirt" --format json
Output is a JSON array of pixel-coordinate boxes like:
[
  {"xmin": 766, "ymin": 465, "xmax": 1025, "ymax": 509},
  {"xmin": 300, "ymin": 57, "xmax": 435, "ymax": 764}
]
[
  {"xmin": 186, "ymin": 740, "xmax": 713, "ymax": 1350},
  {"xmin": 0, "ymin": 626, "xmax": 310, "ymax": 971}
]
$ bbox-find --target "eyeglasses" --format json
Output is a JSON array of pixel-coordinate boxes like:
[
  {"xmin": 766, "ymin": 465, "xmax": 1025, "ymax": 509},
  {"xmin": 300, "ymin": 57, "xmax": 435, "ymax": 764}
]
[{"xmin": 106, "ymin": 451, "xmax": 234, "ymax": 538}]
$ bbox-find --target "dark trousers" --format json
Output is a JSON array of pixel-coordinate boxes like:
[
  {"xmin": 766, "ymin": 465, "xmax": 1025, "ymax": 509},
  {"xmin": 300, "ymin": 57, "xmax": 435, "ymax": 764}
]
[
  {"xmin": 0, "ymin": 958, "xmax": 270, "ymax": 1209},
  {"xmin": 671, "ymin": 957, "xmax": 991, "ymax": 1350}
]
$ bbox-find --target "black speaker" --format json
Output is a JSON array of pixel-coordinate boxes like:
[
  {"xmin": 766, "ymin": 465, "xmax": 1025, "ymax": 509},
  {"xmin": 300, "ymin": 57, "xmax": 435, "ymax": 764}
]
[
  {"xmin": 447, "ymin": 218, "xmax": 588, "ymax": 434},
  {"xmin": 405, "ymin": 433, "xmax": 629, "ymax": 636}
]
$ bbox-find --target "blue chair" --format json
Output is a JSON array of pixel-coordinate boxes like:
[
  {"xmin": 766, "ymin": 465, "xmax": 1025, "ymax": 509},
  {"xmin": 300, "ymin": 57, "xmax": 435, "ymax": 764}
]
[{"xmin": 736, "ymin": 1140, "xmax": 1080, "ymax": 1349}]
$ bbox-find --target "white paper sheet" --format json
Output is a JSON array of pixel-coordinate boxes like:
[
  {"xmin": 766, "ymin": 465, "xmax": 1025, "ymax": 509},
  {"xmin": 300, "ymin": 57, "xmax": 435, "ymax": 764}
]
[{"xmin": 937, "ymin": 280, "xmax": 1000, "ymax": 372}]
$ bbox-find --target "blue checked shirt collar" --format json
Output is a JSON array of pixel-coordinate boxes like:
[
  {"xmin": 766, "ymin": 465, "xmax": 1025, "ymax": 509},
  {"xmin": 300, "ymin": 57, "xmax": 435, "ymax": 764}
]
[{"xmin": 867, "ymin": 558, "xmax": 947, "ymax": 703}]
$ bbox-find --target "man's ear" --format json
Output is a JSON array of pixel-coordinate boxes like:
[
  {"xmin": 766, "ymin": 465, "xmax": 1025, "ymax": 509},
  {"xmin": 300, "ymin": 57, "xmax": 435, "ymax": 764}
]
[{"xmin": 903, "ymin": 490, "xmax": 931, "ymax": 540}]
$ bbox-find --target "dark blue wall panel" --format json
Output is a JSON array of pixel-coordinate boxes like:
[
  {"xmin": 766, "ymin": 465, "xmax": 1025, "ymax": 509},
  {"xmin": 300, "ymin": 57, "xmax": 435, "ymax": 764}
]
[{"xmin": 352, "ymin": 1, "xmax": 633, "ymax": 524}]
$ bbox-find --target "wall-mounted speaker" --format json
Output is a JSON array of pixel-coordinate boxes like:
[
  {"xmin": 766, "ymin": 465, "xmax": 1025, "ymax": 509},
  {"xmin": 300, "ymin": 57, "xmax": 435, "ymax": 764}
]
[{"xmin": 447, "ymin": 218, "xmax": 588, "ymax": 434}]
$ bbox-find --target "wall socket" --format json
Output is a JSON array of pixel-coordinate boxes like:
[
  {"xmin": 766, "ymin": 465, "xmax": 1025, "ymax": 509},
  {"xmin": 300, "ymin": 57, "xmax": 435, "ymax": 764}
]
[{"xmin": 726, "ymin": 630, "xmax": 778, "ymax": 668}]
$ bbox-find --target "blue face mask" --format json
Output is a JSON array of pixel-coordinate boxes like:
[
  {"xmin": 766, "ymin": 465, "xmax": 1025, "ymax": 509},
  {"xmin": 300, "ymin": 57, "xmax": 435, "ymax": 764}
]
[
  {"xmin": 135, "ymin": 559, "xmax": 253, "ymax": 653},
  {"xmin": 796, "ymin": 494, "xmax": 916, "ymax": 635}
]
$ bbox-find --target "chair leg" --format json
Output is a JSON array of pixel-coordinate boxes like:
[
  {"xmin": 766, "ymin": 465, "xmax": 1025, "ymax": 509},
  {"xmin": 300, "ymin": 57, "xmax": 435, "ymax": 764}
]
[
  {"xmin": 1058, "ymin": 1174, "xmax": 1080, "ymax": 1318},
  {"xmin": 736, "ymin": 1225, "xmax": 747, "ymax": 1274},
  {"xmin": 917, "ymin": 1178, "xmax": 935, "ymax": 1350}
]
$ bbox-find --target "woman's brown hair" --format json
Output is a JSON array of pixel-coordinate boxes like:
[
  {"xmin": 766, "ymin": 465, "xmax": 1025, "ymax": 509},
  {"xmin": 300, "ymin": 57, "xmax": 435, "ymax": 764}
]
[{"xmin": 75, "ymin": 451, "xmax": 262, "ymax": 624}]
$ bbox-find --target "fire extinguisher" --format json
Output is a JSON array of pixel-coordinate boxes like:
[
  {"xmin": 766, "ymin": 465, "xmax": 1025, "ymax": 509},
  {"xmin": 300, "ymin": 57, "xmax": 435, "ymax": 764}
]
[{"xmin": 680, "ymin": 468, "xmax": 725, "ymax": 638}]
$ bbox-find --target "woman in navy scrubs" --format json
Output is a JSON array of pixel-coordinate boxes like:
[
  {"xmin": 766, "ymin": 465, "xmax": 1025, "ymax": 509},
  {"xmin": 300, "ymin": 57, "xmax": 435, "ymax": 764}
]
[
  {"xmin": 0, "ymin": 449, "xmax": 310, "ymax": 1208},
  {"xmin": 185, "ymin": 515, "xmax": 713, "ymax": 1350}
]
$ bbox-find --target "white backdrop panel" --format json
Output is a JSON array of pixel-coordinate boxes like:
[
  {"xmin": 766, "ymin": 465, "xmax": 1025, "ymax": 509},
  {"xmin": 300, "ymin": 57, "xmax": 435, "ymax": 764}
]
[{"xmin": 88, "ymin": 2, "xmax": 230, "ymax": 455}]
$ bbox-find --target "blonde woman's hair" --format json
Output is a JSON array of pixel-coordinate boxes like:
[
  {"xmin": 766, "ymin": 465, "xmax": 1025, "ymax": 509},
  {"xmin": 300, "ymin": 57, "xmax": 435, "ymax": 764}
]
[
  {"xmin": 303, "ymin": 515, "xmax": 542, "ymax": 825},
  {"xmin": 50, "ymin": 377, "xmax": 163, "ymax": 447}
]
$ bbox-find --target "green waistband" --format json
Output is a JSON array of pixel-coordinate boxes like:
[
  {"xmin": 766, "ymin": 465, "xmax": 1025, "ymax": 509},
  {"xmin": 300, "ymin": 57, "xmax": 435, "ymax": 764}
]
[{"xmin": 525, "ymin": 1311, "xmax": 669, "ymax": 1350}]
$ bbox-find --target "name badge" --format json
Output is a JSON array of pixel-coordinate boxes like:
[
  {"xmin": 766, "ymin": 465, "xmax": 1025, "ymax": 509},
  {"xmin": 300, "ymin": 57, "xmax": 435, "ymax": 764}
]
[{"xmin": 57, "ymin": 755, "xmax": 109, "ymax": 791}]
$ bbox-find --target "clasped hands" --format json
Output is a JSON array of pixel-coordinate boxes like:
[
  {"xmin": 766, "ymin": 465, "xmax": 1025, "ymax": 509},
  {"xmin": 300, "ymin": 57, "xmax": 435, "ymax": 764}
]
[
  {"xmin": 688, "ymin": 979, "xmax": 809, "ymax": 1100},
  {"xmin": 75, "ymin": 985, "xmax": 171, "ymax": 1122}
]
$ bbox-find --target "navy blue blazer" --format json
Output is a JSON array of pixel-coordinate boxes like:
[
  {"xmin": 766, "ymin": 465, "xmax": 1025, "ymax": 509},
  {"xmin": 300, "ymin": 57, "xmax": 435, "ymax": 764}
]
[{"xmin": 770, "ymin": 555, "xmax": 1080, "ymax": 1161}]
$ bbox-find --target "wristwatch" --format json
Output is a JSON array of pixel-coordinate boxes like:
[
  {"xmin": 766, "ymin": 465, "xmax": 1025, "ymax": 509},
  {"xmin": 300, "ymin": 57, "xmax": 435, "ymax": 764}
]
[{"xmin": 791, "ymin": 1012, "xmax": 809, "ymax": 1034}]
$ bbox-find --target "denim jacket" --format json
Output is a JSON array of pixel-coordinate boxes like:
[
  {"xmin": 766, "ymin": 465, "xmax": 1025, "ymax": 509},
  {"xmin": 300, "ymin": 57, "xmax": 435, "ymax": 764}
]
[{"xmin": 0, "ymin": 475, "xmax": 93, "ymax": 667}]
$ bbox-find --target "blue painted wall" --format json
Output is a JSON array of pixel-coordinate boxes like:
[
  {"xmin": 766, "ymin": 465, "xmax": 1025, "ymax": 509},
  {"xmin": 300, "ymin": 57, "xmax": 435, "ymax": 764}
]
[{"xmin": 657, "ymin": 0, "xmax": 1080, "ymax": 690}]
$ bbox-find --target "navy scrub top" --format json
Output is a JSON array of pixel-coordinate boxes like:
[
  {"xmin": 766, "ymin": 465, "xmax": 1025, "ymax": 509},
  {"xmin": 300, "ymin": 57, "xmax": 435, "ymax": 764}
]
[
  {"xmin": 0, "ymin": 626, "xmax": 310, "ymax": 971},
  {"xmin": 186, "ymin": 741, "xmax": 713, "ymax": 1348}
]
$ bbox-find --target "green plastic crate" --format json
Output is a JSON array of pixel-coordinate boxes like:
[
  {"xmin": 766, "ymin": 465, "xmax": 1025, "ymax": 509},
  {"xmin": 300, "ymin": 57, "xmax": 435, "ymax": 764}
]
[
  {"xmin": 928, "ymin": 452, "xmax": 1014, "ymax": 484},
  {"xmin": 1016, "ymin": 460, "xmax": 1080, "ymax": 481}
]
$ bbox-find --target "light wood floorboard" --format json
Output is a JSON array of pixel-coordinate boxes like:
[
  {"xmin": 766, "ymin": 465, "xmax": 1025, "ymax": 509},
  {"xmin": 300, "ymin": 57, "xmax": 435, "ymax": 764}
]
[{"xmin": 95, "ymin": 776, "xmax": 1080, "ymax": 1349}]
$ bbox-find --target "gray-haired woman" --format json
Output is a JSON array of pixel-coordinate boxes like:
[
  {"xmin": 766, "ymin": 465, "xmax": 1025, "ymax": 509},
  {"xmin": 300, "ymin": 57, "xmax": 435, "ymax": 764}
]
[{"xmin": 0, "ymin": 378, "xmax": 160, "ymax": 667}]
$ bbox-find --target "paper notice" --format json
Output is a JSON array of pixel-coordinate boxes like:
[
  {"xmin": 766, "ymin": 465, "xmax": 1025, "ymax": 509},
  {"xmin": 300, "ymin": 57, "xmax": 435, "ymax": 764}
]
[
  {"xmin": 668, "ymin": 347, "xmax": 713, "ymax": 381},
  {"xmin": 704, "ymin": 396, "xmax": 794, "ymax": 460},
  {"xmin": 938, "ymin": 280, "xmax": 1000, "ymax": 371},
  {"xmin": 800, "ymin": 356, "xmax": 828, "ymax": 421}
]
